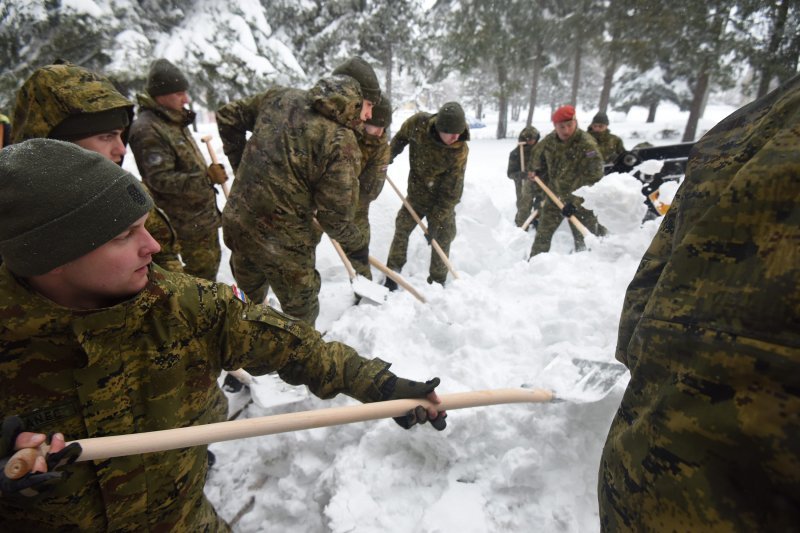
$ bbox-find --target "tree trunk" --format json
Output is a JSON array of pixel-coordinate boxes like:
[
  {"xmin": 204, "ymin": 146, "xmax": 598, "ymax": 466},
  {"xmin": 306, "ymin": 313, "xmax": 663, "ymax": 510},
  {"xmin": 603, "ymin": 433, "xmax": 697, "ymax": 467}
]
[
  {"xmin": 757, "ymin": 0, "xmax": 789, "ymax": 98},
  {"xmin": 598, "ymin": 59, "xmax": 616, "ymax": 113},
  {"xmin": 526, "ymin": 42, "xmax": 543, "ymax": 126},
  {"xmin": 570, "ymin": 41, "xmax": 583, "ymax": 106},
  {"xmin": 496, "ymin": 61, "xmax": 508, "ymax": 139},
  {"xmin": 476, "ymin": 102, "xmax": 483, "ymax": 120},
  {"xmin": 682, "ymin": 67, "xmax": 710, "ymax": 142},
  {"xmin": 646, "ymin": 100, "xmax": 658, "ymax": 123}
]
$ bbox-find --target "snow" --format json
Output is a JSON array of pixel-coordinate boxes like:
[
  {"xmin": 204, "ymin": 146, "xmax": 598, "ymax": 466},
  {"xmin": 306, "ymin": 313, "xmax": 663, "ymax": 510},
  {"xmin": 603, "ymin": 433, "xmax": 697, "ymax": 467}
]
[{"xmin": 121, "ymin": 103, "xmax": 733, "ymax": 532}]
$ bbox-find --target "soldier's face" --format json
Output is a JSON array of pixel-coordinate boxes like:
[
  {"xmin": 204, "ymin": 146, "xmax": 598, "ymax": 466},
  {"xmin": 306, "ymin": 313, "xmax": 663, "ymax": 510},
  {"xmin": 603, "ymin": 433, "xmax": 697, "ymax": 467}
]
[
  {"xmin": 47, "ymin": 214, "xmax": 160, "ymax": 309},
  {"xmin": 554, "ymin": 119, "xmax": 577, "ymax": 141},
  {"xmin": 360, "ymin": 99, "xmax": 375, "ymax": 122},
  {"xmin": 155, "ymin": 91, "xmax": 190, "ymax": 111},
  {"xmin": 74, "ymin": 129, "xmax": 127, "ymax": 164},
  {"xmin": 438, "ymin": 131, "xmax": 461, "ymax": 145},
  {"xmin": 590, "ymin": 123, "xmax": 608, "ymax": 132}
]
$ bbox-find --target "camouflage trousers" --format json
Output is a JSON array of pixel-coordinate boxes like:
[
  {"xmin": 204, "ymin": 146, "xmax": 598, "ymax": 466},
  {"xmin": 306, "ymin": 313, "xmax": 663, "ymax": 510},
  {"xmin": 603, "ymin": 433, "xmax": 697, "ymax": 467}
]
[
  {"xmin": 529, "ymin": 200, "xmax": 606, "ymax": 258},
  {"xmin": 226, "ymin": 229, "xmax": 321, "ymax": 326},
  {"xmin": 518, "ymin": 180, "xmax": 543, "ymax": 227},
  {"xmin": 386, "ymin": 202, "xmax": 456, "ymax": 284},
  {"xmin": 177, "ymin": 226, "xmax": 221, "ymax": 281},
  {"xmin": 342, "ymin": 205, "xmax": 372, "ymax": 280}
]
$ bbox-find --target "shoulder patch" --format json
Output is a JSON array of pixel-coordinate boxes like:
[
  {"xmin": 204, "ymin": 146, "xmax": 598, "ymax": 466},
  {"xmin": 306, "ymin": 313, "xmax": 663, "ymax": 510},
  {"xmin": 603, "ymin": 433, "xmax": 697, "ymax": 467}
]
[
  {"xmin": 231, "ymin": 284, "xmax": 248, "ymax": 303},
  {"xmin": 146, "ymin": 152, "xmax": 164, "ymax": 167},
  {"xmin": 585, "ymin": 150, "xmax": 598, "ymax": 158}
]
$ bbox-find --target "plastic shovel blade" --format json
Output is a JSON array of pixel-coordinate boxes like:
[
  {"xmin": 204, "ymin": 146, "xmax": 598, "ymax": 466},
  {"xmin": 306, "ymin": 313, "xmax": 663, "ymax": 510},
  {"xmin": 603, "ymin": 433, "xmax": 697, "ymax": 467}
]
[
  {"xmin": 351, "ymin": 274, "xmax": 389, "ymax": 304},
  {"xmin": 522, "ymin": 355, "xmax": 629, "ymax": 403}
]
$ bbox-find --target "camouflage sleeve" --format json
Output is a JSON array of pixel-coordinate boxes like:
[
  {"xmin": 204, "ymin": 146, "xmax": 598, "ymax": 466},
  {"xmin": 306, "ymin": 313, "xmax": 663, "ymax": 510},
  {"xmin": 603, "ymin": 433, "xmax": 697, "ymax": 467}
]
[
  {"xmin": 389, "ymin": 119, "xmax": 413, "ymax": 162},
  {"xmin": 429, "ymin": 145, "xmax": 468, "ymax": 223},
  {"xmin": 315, "ymin": 130, "xmax": 366, "ymax": 251},
  {"xmin": 358, "ymin": 141, "xmax": 389, "ymax": 205},
  {"xmin": 528, "ymin": 142, "xmax": 546, "ymax": 177},
  {"xmin": 216, "ymin": 93, "xmax": 266, "ymax": 172},
  {"xmin": 507, "ymin": 147, "xmax": 521, "ymax": 179},
  {"xmin": 215, "ymin": 285, "xmax": 393, "ymax": 403}
]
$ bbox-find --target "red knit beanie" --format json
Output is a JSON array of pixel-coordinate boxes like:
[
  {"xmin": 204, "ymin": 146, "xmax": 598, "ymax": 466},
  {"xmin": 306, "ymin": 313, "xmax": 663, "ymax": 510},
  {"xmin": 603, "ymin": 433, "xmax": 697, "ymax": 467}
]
[{"xmin": 552, "ymin": 105, "xmax": 576, "ymax": 123}]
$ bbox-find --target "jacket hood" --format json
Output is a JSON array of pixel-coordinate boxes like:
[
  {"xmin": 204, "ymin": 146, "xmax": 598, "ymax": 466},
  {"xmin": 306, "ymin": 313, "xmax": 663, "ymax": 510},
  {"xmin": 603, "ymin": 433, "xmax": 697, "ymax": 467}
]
[
  {"xmin": 12, "ymin": 63, "xmax": 133, "ymax": 143},
  {"xmin": 308, "ymin": 75, "xmax": 364, "ymax": 129}
]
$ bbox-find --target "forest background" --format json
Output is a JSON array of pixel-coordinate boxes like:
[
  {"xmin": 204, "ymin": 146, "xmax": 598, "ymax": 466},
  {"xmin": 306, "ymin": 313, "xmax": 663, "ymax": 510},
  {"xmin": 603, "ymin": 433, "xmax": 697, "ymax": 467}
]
[{"xmin": 1, "ymin": 0, "xmax": 798, "ymax": 143}]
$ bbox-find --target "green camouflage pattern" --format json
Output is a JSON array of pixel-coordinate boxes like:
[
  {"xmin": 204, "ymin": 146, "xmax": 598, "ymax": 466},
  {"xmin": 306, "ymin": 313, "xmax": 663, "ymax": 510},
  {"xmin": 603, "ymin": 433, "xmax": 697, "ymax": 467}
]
[
  {"xmin": 217, "ymin": 76, "xmax": 366, "ymax": 323},
  {"xmin": 507, "ymin": 142, "xmax": 540, "ymax": 226},
  {"xmin": 386, "ymin": 112, "xmax": 469, "ymax": 283},
  {"xmin": 9, "ymin": 63, "xmax": 184, "ymax": 273},
  {"xmin": 129, "ymin": 92, "xmax": 221, "ymax": 280},
  {"xmin": 599, "ymin": 74, "xmax": 800, "ymax": 531},
  {"xmin": 588, "ymin": 128, "xmax": 626, "ymax": 164},
  {"xmin": 527, "ymin": 128, "xmax": 605, "ymax": 256},
  {"xmin": 0, "ymin": 263, "xmax": 396, "ymax": 530},
  {"xmin": 344, "ymin": 128, "xmax": 390, "ymax": 279}
]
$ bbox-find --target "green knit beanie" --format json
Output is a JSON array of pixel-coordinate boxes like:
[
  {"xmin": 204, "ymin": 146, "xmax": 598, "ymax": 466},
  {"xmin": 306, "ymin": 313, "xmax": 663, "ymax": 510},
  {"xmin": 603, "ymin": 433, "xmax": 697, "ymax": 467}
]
[
  {"xmin": 591, "ymin": 111, "xmax": 609, "ymax": 125},
  {"xmin": 367, "ymin": 96, "xmax": 392, "ymax": 128},
  {"xmin": 518, "ymin": 126, "xmax": 540, "ymax": 142},
  {"xmin": 435, "ymin": 102, "xmax": 466, "ymax": 134},
  {"xmin": 146, "ymin": 58, "xmax": 189, "ymax": 97},
  {"xmin": 0, "ymin": 139, "xmax": 153, "ymax": 276},
  {"xmin": 332, "ymin": 56, "xmax": 382, "ymax": 103}
]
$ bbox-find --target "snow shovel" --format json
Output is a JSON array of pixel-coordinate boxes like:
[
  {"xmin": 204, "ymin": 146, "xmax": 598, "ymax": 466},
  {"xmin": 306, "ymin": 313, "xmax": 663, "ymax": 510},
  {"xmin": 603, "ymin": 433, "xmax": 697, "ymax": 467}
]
[
  {"xmin": 520, "ymin": 209, "xmax": 538, "ymax": 232},
  {"xmin": 367, "ymin": 255, "xmax": 427, "ymax": 304},
  {"xmin": 384, "ymin": 175, "xmax": 460, "ymax": 280},
  {"xmin": 312, "ymin": 218, "xmax": 388, "ymax": 305},
  {"xmin": 521, "ymin": 354, "xmax": 628, "ymax": 403},
  {"xmin": 517, "ymin": 143, "xmax": 539, "ymax": 232},
  {"xmin": 4, "ymin": 388, "xmax": 556, "ymax": 473},
  {"xmin": 200, "ymin": 135, "xmax": 231, "ymax": 198},
  {"xmin": 531, "ymin": 175, "xmax": 591, "ymax": 238}
]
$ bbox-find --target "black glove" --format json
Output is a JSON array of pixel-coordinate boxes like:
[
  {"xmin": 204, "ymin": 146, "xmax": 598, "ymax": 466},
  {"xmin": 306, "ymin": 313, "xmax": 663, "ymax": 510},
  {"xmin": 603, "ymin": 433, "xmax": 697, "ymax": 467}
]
[
  {"xmin": 348, "ymin": 245, "xmax": 369, "ymax": 266},
  {"xmin": 380, "ymin": 377, "xmax": 447, "ymax": 431},
  {"xmin": 424, "ymin": 228, "xmax": 437, "ymax": 246},
  {"xmin": 561, "ymin": 202, "xmax": 577, "ymax": 218},
  {"xmin": 0, "ymin": 416, "xmax": 81, "ymax": 498}
]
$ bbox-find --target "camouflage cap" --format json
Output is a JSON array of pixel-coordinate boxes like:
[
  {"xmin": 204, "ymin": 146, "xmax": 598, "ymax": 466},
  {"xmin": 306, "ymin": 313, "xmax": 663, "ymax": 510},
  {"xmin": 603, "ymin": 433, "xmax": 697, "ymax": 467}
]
[
  {"xmin": 0, "ymin": 139, "xmax": 153, "ymax": 276},
  {"xmin": 146, "ymin": 58, "xmax": 189, "ymax": 97},
  {"xmin": 367, "ymin": 95, "xmax": 392, "ymax": 128},
  {"xmin": 332, "ymin": 56, "xmax": 381, "ymax": 104},
  {"xmin": 435, "ymin": 102, "xmax": 466, "ymax": 134},
  {"xmin": 518, "ymin": 126, "xmax": 540, "ymax": 142}
]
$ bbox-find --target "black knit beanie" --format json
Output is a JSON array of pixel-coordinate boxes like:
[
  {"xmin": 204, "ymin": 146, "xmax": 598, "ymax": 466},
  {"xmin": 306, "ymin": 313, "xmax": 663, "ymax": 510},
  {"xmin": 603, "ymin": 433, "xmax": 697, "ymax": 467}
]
[
  {"xmin": 146, "ymin": 58, "xmax": 189, "ymax": 97},
  {"xmin": 367, "ymin": 96, "xmax": 392, "ymax": 128},
  {"xmin": 0, "ymin": 139, "xmax": 153, "ymax": 276},
  {"xmin": 435, "ymin": 102, "xmax": 466, "ymax": 134},
  {"xmin": 591, "ymin": 111, "xmax": 609, "ymax": 125},
  {"xmin": 332, "ymin": 56, "xmax": 382, "ymax": 103}
]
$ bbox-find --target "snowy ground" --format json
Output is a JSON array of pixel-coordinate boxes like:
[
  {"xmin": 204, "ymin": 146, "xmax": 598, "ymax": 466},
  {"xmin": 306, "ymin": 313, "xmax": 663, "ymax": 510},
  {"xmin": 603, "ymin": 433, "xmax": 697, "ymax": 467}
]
[{"xmin": 125, "ymin": 102, "xmax": 735, "ymax": 532}]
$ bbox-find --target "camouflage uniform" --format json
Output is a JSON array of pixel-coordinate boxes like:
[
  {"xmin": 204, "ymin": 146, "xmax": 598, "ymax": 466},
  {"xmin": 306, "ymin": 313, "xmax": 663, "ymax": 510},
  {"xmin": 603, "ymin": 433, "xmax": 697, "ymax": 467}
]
[
  {"xmin": 527, "ymin": 129, "xmax": 606, "ymax": 257},
  {"xmin": 508, "ymin": 141, "xmax": 541, "ymax": 227},
  {"xmin": 588, "ymin": 128, "xmax": 626, "ymax": 165},
  {"xmin": 344, "ymin": 128, "xmax": 390, "ymax": 279},
  {"xmin": 0, "ymin": 264, "xmax": 395, "ymax": 531},
  {"xmin": 386, "ymin": 112, "xmax": 469, "ymax": 284},
  {"xmin": 10, "ymin": 63, "xmax": 183, "ymax": 273},
  {"xmin": 217, "ymin": 76, "xmax": 366, "ymax": 324},
  {"xmin": 129, "ymin": 92, "xmax": 221, "ymax": 280},
  {"xmin": 598, "ymin": 75, "xmax": 800, "ymax": 531}
]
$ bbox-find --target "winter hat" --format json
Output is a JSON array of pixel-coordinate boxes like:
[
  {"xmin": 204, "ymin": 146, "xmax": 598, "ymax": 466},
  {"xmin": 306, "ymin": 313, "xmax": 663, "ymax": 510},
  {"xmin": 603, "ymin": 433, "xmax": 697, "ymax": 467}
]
[
  {"xmin": 146, "ymin": 59, "xmax": 189, "ymax": 97},
  {"xmin": 591, "ymin": 111, "xmax": 609, "ymax": 125},
  {"xmin": 0, "ymin": 139, "xmax": 153, "ymax": 276},
  {"xmin": 551, "ymin": 105, "xmax": 576, "ymax": 123},
  {"xmin": 367, "ymin": 96, "xmax": 393, "ymax": 128},
  {"xmin": 518, "ymin": 126, "xmax": 540, "ymax": 142},
  {"xmin": 332, "ymin": 57, "xmax": 382, "ymax": 103},
  {"xmin": 435, "ymin": 102, "xmax": 467, "ymax": 134},
  {"xmin": 49, "ymin": 107, "xmax": 131, "ymax": 141}
]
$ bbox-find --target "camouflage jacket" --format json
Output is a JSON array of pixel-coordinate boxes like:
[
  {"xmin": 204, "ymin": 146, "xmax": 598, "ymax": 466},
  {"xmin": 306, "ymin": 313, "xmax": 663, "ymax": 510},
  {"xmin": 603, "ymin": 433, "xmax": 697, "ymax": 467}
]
[
  {"xmin": 599, "ymin": 74, "xmax": 800, "ymax": 531},
  {"xmin": 528, "ymin": 129, "xmax": 603, "ymax": 205},
  {"xmin": 356, "ymin": 128, "xmax": 390, "ymax": 210},
  {"xmin": 506, "ymin": 143, "xmax": 537, "ymax": 180},
  {"xmin": 588, "ymin": 128, "xmax": 626, "ymax": 164},
  {"xmin": 389, "ymin": 112, "xmax": 469, "ymax": 222},
  {"xmin": 217, "ymin": 76, "xmax": 366, "ymax": 251},
  {"xmin": 10, "ymin": 63, "xmax": 182, "ymax": 272},
  {"xmin": 0, "ymin": 264, "xmax": 395, "ymax": 531},
  {"xmin": 129, "ymin": 93, "xmax": 220, "ymax": 235}
]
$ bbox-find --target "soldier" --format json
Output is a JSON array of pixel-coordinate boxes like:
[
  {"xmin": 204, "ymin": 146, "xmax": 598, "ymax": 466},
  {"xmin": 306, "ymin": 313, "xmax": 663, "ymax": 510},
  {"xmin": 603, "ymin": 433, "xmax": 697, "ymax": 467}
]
[
  {"xmin": 507, "ymin": 126, "xmax": 540, "ymax": 227},
  {"xmin": 384, "ymin": 101, "xmax": 469, "ymax": 288},
  {"xmin": 342, "ymin": 96, "xmax": 393, "ymax": 279},
  {"xmin": 527, "ymin": 105, "xmax": 606, "ymax": 258},
  {"xmin": 217, "ymin": 57, "xmax": 379, "ymax": 325},
  {"xmin": 0, "ymin": 139, "xmax": 446, "ymax": 531},
  {"xmin": 587, "ymin": 111, "xmax": 626, "ymax": 165},
  {"xmin": 129, "ymin": 58, "xmax": 228, "ymax": 281},
  {"xmin": 11, "ymin": 62, "xmax": 184, "ymax": 273},
  {"xmin": 598, "ymin": 74, "xmax": 800, "ymax": 531}
]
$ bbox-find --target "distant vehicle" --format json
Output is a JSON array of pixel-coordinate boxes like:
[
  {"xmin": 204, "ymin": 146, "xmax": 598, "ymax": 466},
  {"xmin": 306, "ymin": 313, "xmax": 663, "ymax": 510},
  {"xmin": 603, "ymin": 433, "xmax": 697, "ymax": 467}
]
[{"xmin": 466, "ymin": 115, "xmax": 486, "ymax": 129}]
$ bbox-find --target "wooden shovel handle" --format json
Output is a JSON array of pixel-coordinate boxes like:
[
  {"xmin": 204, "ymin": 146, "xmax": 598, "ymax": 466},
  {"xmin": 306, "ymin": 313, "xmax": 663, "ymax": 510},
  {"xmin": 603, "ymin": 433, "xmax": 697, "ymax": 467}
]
[
  {"xmin": 531, "ymin": 176, "xmax": 591, "ymax": 237},
  {"xmin": 368, "ymin": 255, "xmax": 427, "ymax": 303},
  {"xmin": 60, "ymin": 389, "xmax": 553, "ymax": 462},
  {"xmin": 200, "ymin": 135, "xmax": 230, "ymax": 198},
  {"xmin": 312, "ymin": 218, "xmax": 357, "ymax": 280},
  {"xmin": 385, "ymin": 176, "xmax": 459, "ymax": 280}
]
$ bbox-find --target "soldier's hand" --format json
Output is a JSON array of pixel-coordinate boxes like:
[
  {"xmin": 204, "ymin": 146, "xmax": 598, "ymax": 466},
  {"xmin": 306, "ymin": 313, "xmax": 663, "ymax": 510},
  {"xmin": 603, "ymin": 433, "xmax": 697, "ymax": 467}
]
[
  {"xmin": 348, "ymin": 245, "xmax": 369, "ymax": 266},
  {"xmin": 561, "ymin": 202, "xmax": 577, "ymax": 218},
  {"xmin": 207, "ymin": 163, "xmax": 229, "ymax": 185},
  {"xmin": 0, "ymin": 416, "xmax": 81, "ymax": 498},
  {"xmin": 424, "ymin": 228, "xmax": 437, "ymax": 246},
  {"xmin": 380, "ymin": 377, "xmax": 447, "ymax": 431}
]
